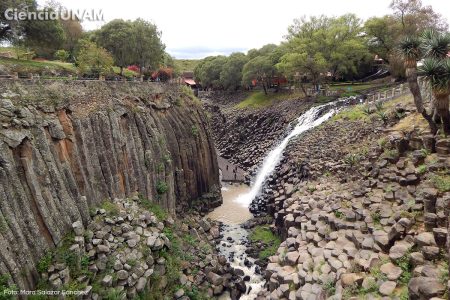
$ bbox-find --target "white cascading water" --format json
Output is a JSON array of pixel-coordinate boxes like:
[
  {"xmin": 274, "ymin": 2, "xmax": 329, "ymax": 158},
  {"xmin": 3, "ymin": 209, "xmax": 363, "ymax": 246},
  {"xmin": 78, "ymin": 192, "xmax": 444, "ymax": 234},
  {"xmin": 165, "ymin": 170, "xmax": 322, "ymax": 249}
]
[{"xmin": 235, "ymin": 104, "xmax": 337, "ymax": 207}]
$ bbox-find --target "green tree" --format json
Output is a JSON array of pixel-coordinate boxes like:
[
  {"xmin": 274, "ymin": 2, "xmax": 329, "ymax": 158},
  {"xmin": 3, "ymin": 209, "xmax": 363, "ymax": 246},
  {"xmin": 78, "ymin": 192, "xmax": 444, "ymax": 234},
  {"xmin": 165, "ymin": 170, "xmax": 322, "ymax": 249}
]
[
  {"xmin": 219, "ymin": 52, "xmax": 248, "ymax": 90},
  {"xmin": 131, "ymin": 18, "xmax": 165, "ymax": 73},
  {"xmin": 242, "ymin": 55, "xmax": 274, "ymax": 95},
  {"xmin": 0, "ymin": 0, "xmax": 36, "ymax": 42},
  {"xmin": 194, "ymin": 55, "xmax": 227, "ymax": 89},
  {"xmin": 277, "ymin": 52, "xmax": 327, "ymax": 95},
  {"xmin": 364, "ymin": 16, "xmax": 401, "ymax": 63},
  {"xmin": 60, "ymin": 16, "xmax": 83, "ymax": 59},
  {"xmin": 96, "ymin": 19, "xmax": 134, "ymax": 75},
  {"xmin": 22, "ymin": 11, "xmax": 66, "ymax": 58},
  {"xmin": 281, "ymin": 14, "xmax": 371, "ymax": 85},
  {"xmin": 77, "ymin": 41, "xmax": 114, "ymax": 77}
]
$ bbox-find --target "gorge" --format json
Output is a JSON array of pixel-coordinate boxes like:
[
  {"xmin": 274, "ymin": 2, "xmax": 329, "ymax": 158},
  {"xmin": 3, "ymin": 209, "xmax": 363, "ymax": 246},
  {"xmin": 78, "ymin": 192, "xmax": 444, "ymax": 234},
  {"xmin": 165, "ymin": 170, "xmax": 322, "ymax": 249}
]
[{"xmin": 0, "ymin": 80, "xmax": 449, "ymax": 300}]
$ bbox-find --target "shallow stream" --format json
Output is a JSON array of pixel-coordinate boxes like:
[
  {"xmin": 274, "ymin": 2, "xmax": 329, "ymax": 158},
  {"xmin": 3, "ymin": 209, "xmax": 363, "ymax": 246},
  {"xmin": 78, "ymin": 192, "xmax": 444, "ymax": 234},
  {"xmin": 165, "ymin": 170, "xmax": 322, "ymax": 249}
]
[{"xmin": 207, "ymin": 183, "xmax": 265, "ymax": 299}]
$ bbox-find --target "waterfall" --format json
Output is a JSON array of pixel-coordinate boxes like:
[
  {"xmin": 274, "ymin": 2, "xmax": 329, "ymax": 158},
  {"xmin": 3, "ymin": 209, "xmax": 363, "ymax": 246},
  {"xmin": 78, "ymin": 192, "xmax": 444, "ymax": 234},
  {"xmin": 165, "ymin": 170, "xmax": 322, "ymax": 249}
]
[{"xmin": 235, "ymin": 103, "xmax": 337, "ymax": 207}]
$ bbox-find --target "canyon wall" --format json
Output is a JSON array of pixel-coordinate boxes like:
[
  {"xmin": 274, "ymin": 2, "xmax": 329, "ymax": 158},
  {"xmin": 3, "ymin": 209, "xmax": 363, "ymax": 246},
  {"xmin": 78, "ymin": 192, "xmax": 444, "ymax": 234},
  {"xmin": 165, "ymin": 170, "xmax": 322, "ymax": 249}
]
[{"xmin": 0, "ymin": 80, "xmax": 221, "ymax": 289}]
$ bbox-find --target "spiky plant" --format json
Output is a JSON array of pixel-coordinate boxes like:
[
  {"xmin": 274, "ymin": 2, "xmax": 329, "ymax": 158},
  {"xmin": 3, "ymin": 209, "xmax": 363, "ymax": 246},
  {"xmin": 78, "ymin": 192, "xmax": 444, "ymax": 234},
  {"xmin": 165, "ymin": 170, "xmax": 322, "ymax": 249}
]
[
  {"xmin": 398, "ymin": 36, "xmax": 422, "ymax": 68},
  {"xmin": 419, "ymin": 57, "xmax": 450, "ymax": 134},
  {"xmin": 398, "ymin": 34, "xmax": 438, "ymax": 134},
  {"xmin": 421, "ymin": 31, "xmax": 450, "ymax": 59}
]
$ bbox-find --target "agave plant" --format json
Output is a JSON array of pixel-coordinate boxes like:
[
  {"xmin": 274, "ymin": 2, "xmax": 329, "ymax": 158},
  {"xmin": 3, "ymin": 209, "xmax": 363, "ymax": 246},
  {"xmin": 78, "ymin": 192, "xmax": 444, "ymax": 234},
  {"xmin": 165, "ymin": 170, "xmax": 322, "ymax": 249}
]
[
  {"xmin": 419, "ymin": 57, "xmax": 450, "ymax": 133},
  {"xmin": 421, "ymin": 30, "xmax": 450, "ymax": 59},
  {"xmin": 398, "ymin": 35, "xmax": 437, "ymax": 134},
  {"xmin": 398, "ymin": 36, "xmax": 422, "ymax": 68}
]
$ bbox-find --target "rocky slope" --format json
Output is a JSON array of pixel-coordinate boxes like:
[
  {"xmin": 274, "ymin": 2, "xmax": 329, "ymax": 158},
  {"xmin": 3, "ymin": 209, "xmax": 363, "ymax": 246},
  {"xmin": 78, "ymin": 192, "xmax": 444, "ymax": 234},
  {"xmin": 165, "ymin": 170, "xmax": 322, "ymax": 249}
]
[
  {"xmin": 31, "ymin": 196, "xmax": 248, "ymax": 300},
  {"xmin": 250, "ymin": 95, "xmax": 450, "ymax": 299},
  {"xmin": 0, "ymin": 81, "xmax": 221, "ymax": 290},
  {"xmin": 201, "ymin": 92, "xmax": 313, "ymax": 172}
]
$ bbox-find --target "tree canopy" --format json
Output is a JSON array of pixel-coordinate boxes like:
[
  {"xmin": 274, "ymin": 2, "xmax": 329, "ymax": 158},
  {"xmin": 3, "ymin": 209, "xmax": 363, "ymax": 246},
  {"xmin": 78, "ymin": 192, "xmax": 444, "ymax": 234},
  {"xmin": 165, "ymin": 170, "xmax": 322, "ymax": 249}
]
[
  {"xmin": 95, "ymin": 18, "xmax": 165, "ymax": 74},
  {"xmin": 283, "ymin": 14, "xmax": 371, "ymax": 82}
]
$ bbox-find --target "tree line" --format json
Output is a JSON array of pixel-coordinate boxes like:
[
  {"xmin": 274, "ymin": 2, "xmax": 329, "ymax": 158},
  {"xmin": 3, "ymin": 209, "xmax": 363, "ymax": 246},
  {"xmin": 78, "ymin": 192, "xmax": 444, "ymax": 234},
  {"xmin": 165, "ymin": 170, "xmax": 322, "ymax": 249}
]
[
  {"xmin": 0, "ymin": 1, "xmax": 169, "ymax": 77},
  {"xmin": 193, "ymin": 0, "xmax": 448, "ymax": 95}
]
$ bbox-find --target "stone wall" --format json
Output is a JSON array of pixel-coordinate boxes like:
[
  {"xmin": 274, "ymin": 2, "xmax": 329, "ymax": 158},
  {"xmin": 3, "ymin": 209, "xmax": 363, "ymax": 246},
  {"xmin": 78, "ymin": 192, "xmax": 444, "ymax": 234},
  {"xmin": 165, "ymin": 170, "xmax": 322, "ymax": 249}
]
[{"xmin": 0, "ymin": 80, "xmax": 221, "ymax": 289}]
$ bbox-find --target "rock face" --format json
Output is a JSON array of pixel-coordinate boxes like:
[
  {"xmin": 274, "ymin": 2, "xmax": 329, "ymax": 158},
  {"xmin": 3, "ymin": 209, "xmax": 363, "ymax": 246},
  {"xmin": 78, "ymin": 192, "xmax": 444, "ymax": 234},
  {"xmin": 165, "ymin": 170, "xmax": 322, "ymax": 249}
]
[
  {"xmin": 201, "ymin": 92, "xmax": 313, "ymax": 171},
  {"xmin": 0, "ymin": 81, "xmax": 221, "ymax": 289}
]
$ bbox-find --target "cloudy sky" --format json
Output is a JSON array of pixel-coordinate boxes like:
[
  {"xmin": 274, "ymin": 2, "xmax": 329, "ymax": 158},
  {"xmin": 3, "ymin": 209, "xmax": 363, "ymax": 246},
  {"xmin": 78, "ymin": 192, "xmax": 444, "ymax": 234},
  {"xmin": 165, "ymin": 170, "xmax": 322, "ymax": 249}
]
[{"xmin": 40, "ymin": 0, "xmax": 450, "ymax": 59}]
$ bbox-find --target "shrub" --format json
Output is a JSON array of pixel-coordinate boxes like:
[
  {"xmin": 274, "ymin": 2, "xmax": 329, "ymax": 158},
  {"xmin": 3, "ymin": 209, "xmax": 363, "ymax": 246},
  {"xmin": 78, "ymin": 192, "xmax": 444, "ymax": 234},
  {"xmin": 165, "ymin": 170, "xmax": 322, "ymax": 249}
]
[
  {"xmin": 77, "ymin": 41, "xmax": 114, "ymax": 76},
  {"xmin": 191, "ymin": 125, "xmax": 199, "ymax": 137},
  {"xmin": 362, "ymin": 105, "xmax": 373, "ymax": 115},
  {"xmin": 383, "ymin": 149, "xmax": 399, "ymax": 160},
  {"xmin": 156, "ymin": 181, "xmax": 169, "ymax": 195},
  {"xmin": 37, "ymin": 253, "xmax": 53, "ymax": 273},
  {"xmin": 396, "ymin": 253, "xmax": 412, "ymax": 285},
  {"xmin": 0, "ymin": 274, "xmax": 17, "ymax": 300},
  {"xmin": 375, "ymin": 101, "xmax": 384, "ymax": 112},
  {"xmin": 322, "ymin": 280, "xmax": 336, "ymax": 295},
  {"xmin": 378, "ymin": 137, "xmax": 388, "ymax": 148},
  {"xmin": 417, "ymin": 164, "xmax": 427, "ymax": 175},
  {"xmin": 377, "ymin": 110, "xmax": 388, "ymax": 125},
  {"xmin": 127, "ymin": 65, "xmax": 139, "ymax": 72},
  {"xmin": 431, "ymin": 174, "xmax": 450, "ymax": 192},
  {"xmin": 0, "ymin": 217, "xmax": 7, "ymax": 233},
  {"xmin": 334, "ymin": 211, "xmax": 344, "ymax": 219},
  {"xmin": 54, "ymin": 49, "xmax": 70, "ymax": 62},
  {"xmin": 344, "ymin": 153, "xmax": 360, "ymax": 166}
]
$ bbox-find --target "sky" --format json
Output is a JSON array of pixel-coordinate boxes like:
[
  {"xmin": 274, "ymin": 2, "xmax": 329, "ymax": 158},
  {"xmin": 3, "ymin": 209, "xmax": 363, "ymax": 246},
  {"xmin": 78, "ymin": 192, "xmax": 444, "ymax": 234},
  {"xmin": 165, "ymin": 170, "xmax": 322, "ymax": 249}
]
[{"xmin": 38, "ymin": 0, "xmax": 450, "ymax": 59}]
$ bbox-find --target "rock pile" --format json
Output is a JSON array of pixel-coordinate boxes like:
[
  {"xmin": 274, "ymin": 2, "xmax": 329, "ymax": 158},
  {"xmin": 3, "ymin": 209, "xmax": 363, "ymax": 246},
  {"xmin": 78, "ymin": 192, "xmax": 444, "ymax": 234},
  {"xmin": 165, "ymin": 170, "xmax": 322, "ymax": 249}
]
[
  {"xmin": 250, "ymin": 100, "xmax": 450, "ymax": 299},
  {"xmin": 38, "ymin": 196, "xmax": 248, "ymax": 299}
]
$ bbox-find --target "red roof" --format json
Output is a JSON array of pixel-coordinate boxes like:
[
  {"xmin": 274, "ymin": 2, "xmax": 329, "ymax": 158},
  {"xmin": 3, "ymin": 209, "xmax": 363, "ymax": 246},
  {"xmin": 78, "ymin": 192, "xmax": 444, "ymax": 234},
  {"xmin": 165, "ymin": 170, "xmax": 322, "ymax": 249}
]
[{"xmin": 184, "ymin": 79, "xmax": 196, "ymax": 86}]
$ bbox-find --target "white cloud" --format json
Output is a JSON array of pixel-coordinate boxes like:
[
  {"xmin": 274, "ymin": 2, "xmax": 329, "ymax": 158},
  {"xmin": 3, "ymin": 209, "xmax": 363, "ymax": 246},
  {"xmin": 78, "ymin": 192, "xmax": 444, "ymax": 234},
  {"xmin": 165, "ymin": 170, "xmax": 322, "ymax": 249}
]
[{"xmin": 38, "ymin": 0, "xmax": 450, "ymax": 59}]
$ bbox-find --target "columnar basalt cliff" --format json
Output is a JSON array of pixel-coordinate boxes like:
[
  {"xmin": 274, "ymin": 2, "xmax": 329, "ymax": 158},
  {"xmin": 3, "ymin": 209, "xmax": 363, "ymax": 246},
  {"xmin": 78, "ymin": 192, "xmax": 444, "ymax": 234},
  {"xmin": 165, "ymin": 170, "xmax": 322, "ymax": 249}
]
[{"xmin": 0, "ymin": 81, "xmax": 221, "ymax": 289}]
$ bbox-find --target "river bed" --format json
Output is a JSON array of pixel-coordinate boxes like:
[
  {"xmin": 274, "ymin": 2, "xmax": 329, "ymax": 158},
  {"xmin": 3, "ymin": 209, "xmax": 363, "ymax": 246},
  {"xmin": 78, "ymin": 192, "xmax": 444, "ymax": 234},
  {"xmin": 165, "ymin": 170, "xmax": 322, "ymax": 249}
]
[{"xmin": 207, "ymin": 183, "xmax": 265, "ymax": 300}]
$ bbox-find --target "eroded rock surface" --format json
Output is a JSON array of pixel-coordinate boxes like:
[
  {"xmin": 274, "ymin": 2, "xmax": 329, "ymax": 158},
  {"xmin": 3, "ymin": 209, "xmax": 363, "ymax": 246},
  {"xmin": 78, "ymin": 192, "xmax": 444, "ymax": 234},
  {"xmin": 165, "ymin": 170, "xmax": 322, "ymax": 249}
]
[{"xmin": 0, "ymin": 81, "xmax": 221, "ymax": 289}]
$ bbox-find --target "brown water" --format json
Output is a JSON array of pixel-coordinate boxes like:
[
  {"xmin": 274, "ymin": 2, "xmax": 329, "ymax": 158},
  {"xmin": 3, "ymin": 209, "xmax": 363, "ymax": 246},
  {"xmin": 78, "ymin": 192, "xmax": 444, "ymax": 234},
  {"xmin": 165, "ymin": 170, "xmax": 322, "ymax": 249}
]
[
  {"xmin": 208, "ymin": 183, "xmax": 265, "ymax": 300},
  {"xmin": 207, "ymin": 183, "xmax": 253, "ymax": 224}
]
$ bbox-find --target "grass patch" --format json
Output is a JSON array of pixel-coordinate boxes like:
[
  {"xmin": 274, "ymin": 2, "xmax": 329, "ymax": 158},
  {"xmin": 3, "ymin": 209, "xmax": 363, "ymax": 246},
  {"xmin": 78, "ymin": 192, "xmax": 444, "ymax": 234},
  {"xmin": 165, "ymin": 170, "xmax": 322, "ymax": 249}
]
[
  {"xmin": 100, "ymin": 201, "xmax": 119, "ymax": 216},
  {"xmin": 331, "ymin": 104, "xmax": 369, "ymax": 122},
  {"xmin": 138, "ymin": 196, "xmax": 168, "ymax": 220},
  {"xmin": 0, "ymin": 57, "xmax": 76, "ymax": 74},
  {"xmin": 249, "ymin": 226, "xmax": 281, "ymax": 260},
  {"xmin": 112, "ymin": 66, "xmax": 138, "ymax": 78},
  {"xmin": 235, "ymin": 91, "xmax": 303, "ymax": 109},
  {"xmin": 431, "ymin": 174, "xmax": 450, "ymax": 192},
  {"xmin": 328, "ymin": 83, "xmax": 382, "ymax": 92}
]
